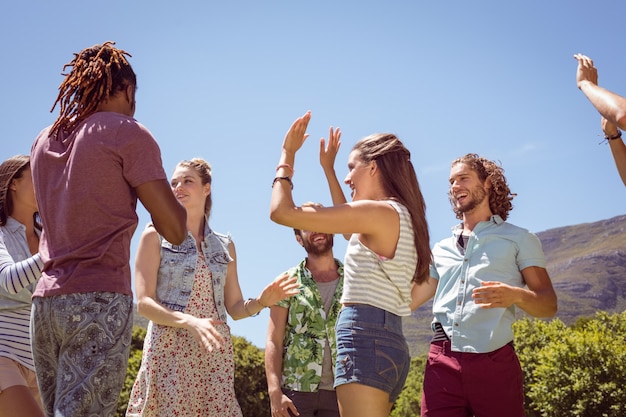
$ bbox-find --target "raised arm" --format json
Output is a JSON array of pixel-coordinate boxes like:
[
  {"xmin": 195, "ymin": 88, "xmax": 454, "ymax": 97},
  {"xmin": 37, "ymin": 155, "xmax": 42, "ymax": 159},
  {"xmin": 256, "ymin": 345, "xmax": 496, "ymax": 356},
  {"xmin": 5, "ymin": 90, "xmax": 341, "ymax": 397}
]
[
  {"xmin": 601, "ymin": 117, "xmax": 626, "ymax": 186},
  {"xmin": 574, "ymin": 54, "xmax": 626, "ymax": 186},
  {"xmin": 270, "ymin": 112, "xmax": 399, "ymax": 243},
  {"xmin": 320, "ymin": 126, "xmax": 348, "ymax": 207},
  {"xmin": 0, "ymin": 235, "xmax": 43, "ymax": 294},
  {"xmin": 320, "ymin": 127, "xmax": 351, "ymax": 240},
  {"xmin": 575, "ymin": 54, "xmax": 626, "ymax": 129}
]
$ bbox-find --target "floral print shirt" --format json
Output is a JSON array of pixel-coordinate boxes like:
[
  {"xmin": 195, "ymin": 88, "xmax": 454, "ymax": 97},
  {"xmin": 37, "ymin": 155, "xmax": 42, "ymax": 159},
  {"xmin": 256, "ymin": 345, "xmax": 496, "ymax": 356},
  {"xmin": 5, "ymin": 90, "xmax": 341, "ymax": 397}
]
[{"xmin": 276, "ymin": 258, "xmax": 344, "ymax": 391}]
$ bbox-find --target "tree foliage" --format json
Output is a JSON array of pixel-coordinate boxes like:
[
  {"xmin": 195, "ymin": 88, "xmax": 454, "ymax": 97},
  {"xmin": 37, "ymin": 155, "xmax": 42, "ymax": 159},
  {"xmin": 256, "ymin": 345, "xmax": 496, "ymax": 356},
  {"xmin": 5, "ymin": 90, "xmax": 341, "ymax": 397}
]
[
  {"xmin": 390, "ymin": 355, "xmax": 426, "ymax": 417},
  {"xmin": 116, "ymin": 326, "xmax": 146, "ymax": 417},
  {"xmin": 520, "ymin": 311, "xmax": 626, "ymax": 417},
  {"xmin": 392, "ymin": 311, "xmax": 626, "ymax": 417},
  {"xmin": 233, "ymin": 335, "xmax": 271, "ymax": 417},
  {"xmin": 117, "ymin": 311, "xmax": 626, "ymax": 417}
]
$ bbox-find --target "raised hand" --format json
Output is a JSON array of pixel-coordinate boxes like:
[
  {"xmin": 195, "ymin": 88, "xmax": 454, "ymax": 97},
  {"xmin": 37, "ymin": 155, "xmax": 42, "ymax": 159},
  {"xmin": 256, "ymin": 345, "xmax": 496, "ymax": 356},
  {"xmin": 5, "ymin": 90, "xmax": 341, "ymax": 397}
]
[
  {"xmin": 320, "ymin": 126, "xmax": 342, "ymax": 172},
  {"xmin": 259, "ymin": 273, "xmax": 300, "ymax": 307},
  {"xmin": 574, "ymin": 53, "xmax": 598, "ymax": 88},
  {"xmin": 282, "ymin": 111, "xmax": 311, "ymax": 155}
]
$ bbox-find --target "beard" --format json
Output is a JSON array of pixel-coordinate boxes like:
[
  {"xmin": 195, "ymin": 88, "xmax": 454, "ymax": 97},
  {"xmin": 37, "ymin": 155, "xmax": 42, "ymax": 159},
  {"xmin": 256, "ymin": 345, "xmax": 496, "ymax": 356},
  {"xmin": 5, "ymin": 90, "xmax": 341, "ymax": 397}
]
[
  {"xmin": 453, "ymin": 184, "xmax": 488, "ymax": 215},
  {"xmin": 302, "ymin": 234, "xmax": 334, "ymax": 256}
]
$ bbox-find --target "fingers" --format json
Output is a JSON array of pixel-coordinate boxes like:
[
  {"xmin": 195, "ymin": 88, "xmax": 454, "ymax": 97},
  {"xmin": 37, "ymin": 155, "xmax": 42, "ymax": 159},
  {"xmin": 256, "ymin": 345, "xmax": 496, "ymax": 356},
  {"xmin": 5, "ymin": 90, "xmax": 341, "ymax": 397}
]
[
  {"xmin": 283, "ymin": 111, "xmax": 312, "ymax": 152},
  {"xmin": 292, "ymin": 111, "xmax": 311, "ymax": 135},
  {"xmin": 272, "ymin": 407, "xmax": 292, "ymax": 417},
  {"xmin": 278, "ymin": 274, "xmax": 300, "ymax": 294},
  {"xmin": 574, "ymin": 53, "xmax": 594, "ymax": 68},
  {"xmin": 198, "ymin": 329, "xmax": 225, "ymax": 352},
  {"xmin": 271, "ymin": 401, "xmax": 299, "ymax": 417},
  {"xmin": 320, "ymin": 127, "xmax": 341, "ymax": 154},
  {"xmin": 328, "ymin": 126, "xmax": 342, "ymax": 150},
  {"xmin": 263, "ymin": 274, "xmax": 300, "ymax": 305}
]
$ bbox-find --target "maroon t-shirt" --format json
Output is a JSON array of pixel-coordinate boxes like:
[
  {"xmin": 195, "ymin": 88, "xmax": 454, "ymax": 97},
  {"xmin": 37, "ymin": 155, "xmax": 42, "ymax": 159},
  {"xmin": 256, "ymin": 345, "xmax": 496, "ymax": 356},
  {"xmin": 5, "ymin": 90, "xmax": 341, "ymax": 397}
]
[{"xmin": 30, "ymin": 112, "xmax": 167, "ymax": 297}]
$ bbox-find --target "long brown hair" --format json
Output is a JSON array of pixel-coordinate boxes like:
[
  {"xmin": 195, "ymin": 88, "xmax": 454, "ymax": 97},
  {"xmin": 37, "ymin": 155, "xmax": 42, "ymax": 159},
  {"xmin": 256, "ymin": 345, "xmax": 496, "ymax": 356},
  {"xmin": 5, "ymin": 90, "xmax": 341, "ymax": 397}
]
[
  {"xmin": 353, "ymin": 134, "xmax": 431, "ymax": 284},
  {"xmin": 0, "ymin": 155, "xmax": 41, "ymax": 230},
  {"xmin": 49, "ymin": 41, "xmax": 136, "ymax": 136}
]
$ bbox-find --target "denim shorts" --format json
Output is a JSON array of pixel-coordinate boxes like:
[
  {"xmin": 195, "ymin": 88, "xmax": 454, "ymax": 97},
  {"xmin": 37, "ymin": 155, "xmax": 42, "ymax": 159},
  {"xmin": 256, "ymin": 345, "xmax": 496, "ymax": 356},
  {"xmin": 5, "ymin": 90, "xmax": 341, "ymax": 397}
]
[{"xmin": 334, "ymin": 304, "xmax": 410, "ymax": 402}]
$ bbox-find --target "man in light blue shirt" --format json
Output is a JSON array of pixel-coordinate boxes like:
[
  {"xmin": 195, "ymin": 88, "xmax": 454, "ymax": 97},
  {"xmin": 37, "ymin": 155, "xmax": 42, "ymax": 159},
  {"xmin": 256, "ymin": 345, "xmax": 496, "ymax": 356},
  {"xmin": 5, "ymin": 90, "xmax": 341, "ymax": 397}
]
[{"xmin": 411, "ymin": 153, "xmax": 557, "ymax": 417}]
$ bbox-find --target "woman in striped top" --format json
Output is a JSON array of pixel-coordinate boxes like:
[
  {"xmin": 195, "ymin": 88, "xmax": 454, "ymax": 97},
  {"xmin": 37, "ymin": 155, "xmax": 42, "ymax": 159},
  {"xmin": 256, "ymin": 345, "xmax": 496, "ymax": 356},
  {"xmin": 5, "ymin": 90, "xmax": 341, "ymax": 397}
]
[
  {"xmin": 270, "ymin": 112, "xmax": 431, "ymax": 417},
  {"xmin": 0, "ymin": 155, "xmax": 44, "ymax": 417}
]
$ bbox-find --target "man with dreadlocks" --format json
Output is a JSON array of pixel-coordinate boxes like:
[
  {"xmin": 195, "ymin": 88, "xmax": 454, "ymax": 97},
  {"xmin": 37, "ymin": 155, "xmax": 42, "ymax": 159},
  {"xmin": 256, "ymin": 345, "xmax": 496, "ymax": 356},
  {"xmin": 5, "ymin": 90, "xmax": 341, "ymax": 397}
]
[
  {"xmin": 410, "ymin": 154, "xmax": 558, "ymax": 417},
  {"xmin": 29, "ymin": 41, "xmax": 187, "ymax": 417}
]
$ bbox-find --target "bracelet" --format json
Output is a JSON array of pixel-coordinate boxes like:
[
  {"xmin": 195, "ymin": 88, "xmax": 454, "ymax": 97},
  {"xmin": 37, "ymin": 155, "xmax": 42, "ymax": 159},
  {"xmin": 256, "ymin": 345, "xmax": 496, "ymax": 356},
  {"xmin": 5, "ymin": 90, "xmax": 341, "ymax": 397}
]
[
  {"xmin": 257, "ymin": 297, "xmax": 267, "ymax": 308},
  {"xmin": 605, "ymin": 131, "xmax": 622, "ymax": 140},
  {"xmin": 276, "ymin": 164, "xmax": 294, "ymax": 175},
  {"xmin": 243, "ymin": 298, "xmax": 260, "ymax": 317},
  {"xmin": 272, "ymin": 176, "xmax": 293, "ymax": 190}
]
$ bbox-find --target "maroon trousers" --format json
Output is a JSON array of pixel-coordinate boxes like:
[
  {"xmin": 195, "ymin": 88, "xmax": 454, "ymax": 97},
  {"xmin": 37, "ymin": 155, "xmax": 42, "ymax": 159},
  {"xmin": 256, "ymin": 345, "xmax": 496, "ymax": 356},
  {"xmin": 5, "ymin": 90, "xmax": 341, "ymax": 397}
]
[{"xmin": 421, "ymin": 340, "xmax": 525, "ymax": 417}]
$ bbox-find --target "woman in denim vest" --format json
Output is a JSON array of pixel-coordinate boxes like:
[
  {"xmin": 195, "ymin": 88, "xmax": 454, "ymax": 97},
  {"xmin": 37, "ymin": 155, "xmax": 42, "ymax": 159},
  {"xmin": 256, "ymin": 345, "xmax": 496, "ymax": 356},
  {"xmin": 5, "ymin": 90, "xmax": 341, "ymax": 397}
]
[{"xmin": 127, "ymin": 158, "xmax": 299, "ymax": 417}]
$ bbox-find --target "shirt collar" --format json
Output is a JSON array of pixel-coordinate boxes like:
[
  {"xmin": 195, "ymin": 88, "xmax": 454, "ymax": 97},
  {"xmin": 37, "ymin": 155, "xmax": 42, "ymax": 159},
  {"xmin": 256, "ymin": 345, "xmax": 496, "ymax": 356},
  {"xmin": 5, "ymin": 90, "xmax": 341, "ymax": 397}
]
[
  {"xmin": 5, "ymin": 216, "xmax": 26, "ymax": 233},
  {"xmin": 452, "ymin": 214, "xmax": 504, "ymax": 236}
]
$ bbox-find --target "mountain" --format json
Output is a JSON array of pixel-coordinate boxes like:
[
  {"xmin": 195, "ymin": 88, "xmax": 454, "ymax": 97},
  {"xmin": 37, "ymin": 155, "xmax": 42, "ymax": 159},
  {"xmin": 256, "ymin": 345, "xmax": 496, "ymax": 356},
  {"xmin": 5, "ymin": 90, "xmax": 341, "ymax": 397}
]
[{"xmin": 403, "ymin": 214, "xmax": 626, "ymax": 357}]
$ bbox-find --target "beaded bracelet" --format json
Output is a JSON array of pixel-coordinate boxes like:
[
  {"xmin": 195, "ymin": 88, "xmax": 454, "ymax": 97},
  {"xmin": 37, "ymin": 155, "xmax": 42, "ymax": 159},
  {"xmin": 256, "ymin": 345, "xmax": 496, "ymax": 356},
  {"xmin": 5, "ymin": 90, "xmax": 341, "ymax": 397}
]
[
  {"xmin": 605, "ymin": 131, "xmax": 622, "ymax": 141},
  {"xmin": 243, "ymin": 298, "xmax": 261, "ymax": 317},
  {"xmin": 272, "ymin": 176, "xmax": 293, "ymax": 190},
  {"xmin": 276, "ymin": 163, "xmax": 294, "ymax": 174}
]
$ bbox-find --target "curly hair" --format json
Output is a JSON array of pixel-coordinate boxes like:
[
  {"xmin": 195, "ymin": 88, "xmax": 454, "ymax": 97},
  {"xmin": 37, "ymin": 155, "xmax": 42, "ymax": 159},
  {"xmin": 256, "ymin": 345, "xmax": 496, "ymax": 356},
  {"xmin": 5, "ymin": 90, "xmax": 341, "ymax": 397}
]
[
  {"xmin": 450, "ymin": 153, "xmax": 515, "ymax": 221},
  {"xmin": 352, "ymin": 133, "xmax": 431, "ymax": 284},
  {"xmin": 49, "ymin": 41, "xmax": 136, "ymax": 136},
  {"xmin": 176, "ymin": 158, "xmax": 213, "ymax": 217}
]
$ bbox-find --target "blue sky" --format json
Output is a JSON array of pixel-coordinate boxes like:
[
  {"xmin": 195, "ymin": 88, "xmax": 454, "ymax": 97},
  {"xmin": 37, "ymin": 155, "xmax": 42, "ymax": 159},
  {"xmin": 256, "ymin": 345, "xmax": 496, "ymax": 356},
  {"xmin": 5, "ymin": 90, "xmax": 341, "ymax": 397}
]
[{"xmin": 2, "ymin": 1, "xmax": 624, "ymax": 348}]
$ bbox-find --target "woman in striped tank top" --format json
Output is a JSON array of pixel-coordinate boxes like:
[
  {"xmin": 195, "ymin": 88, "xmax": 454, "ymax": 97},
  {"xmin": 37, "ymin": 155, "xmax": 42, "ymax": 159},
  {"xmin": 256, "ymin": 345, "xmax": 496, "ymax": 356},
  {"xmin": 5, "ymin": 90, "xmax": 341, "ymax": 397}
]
[{"xmin": 271, "ymin": 111, "xmax": 431, "ymax": 417}]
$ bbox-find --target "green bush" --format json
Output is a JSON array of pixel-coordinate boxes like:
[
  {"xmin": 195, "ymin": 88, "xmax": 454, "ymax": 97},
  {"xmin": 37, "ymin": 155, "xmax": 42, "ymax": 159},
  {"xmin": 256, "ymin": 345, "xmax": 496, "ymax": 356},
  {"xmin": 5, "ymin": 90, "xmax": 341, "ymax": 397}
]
[
  {"xmin": 391, "ymin": 355, "xmax": 426, "ymax": 417},
  {"xmin": 117, "ymin": 311, "xmax": 626, "ymax": 417},
  {"xmin": 525, "ymin": 312, "xmax": 626, "ymax": 417},
  {"xmin": 116, "ymin": 326, "xmax": 146, "ymax": 416},
  {"xmin": 233, "ymin": 335, "xmax": 270, "ymax": 417}
]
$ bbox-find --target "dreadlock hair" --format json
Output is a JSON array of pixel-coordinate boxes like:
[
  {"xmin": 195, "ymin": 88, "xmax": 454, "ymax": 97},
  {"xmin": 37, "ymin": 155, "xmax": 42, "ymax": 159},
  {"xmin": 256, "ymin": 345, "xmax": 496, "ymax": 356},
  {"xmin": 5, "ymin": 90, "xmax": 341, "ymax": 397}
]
[
  {"xmin": 49, "ymin": 41, "xmax": 136, "ymax": 136},
  {"xmin": 176, "ymin": 158, "xmax": 213, "ymax": 217},
  {"xmin": 450, "ymin": 153, "xmax": 516, "ymax": 221},
  {"xmin": 352, "ymin": 134, "xmax": 432, "ymax": 284}
]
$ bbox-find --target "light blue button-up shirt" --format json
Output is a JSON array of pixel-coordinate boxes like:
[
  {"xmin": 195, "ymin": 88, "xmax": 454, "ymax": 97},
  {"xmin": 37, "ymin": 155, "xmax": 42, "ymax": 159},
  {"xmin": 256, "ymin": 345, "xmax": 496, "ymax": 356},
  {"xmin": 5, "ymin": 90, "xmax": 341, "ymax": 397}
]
[{"xmin": 430, "ymin": 215, "xmax": 546, "ymax": 353}]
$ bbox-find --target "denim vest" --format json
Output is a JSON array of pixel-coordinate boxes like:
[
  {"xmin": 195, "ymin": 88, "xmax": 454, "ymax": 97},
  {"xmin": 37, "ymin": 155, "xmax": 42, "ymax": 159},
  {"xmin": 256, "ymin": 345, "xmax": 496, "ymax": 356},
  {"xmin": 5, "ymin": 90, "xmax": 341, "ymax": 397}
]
[{"xmin": 155, "ymin": 221, "xmax": 232, "ymax": 322}]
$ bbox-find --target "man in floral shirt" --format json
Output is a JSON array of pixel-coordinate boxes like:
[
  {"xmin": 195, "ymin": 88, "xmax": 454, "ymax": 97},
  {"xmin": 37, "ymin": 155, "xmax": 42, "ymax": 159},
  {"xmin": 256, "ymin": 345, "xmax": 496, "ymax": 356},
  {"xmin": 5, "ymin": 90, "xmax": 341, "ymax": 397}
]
[{"xmin": 265, "ymin": 228, "xmax": 344, "ymax": 417}]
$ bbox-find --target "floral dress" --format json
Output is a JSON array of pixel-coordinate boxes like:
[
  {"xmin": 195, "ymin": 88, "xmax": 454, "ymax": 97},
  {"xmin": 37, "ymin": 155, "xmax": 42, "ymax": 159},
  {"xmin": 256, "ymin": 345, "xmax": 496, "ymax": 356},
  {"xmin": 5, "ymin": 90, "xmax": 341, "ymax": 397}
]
[{"xmin": 126, "ymin": 254, "xmax": 242, "ymax": 416}]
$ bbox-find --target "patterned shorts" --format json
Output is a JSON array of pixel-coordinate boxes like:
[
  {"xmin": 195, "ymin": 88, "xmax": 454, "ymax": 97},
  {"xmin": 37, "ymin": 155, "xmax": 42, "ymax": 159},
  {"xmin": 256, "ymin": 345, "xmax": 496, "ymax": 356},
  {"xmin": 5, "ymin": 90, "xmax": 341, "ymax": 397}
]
[{"xmin": 31, "ymin": 292, "xmax": 133, "ymax": 417}]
